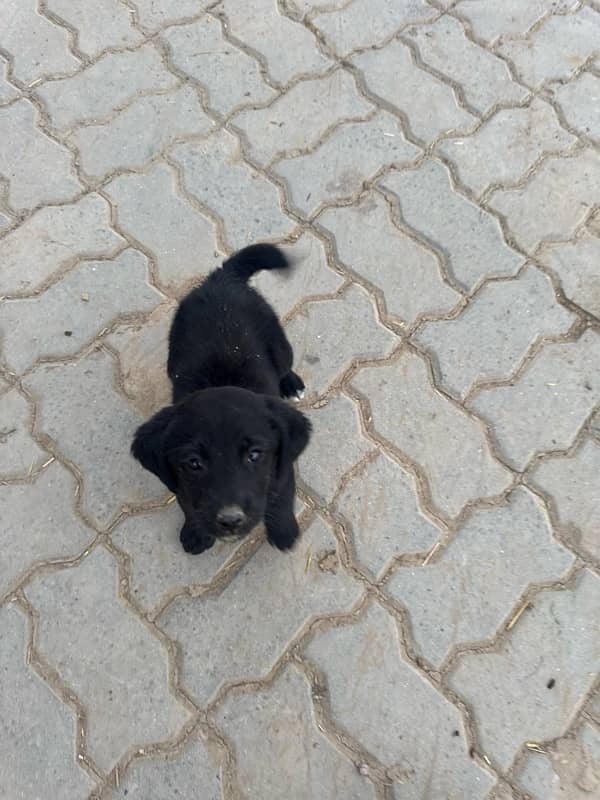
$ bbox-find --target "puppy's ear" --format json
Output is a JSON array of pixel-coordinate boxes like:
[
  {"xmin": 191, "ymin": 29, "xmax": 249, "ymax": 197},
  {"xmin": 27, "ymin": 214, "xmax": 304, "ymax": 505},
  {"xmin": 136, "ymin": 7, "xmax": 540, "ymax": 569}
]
[
  {"xmin": 266, "ymin": 397, "xmax": 311, "ymax": 478},
  {"xmin": 131, "ymin": 406, "xmax": 177, "ymax": 492}
]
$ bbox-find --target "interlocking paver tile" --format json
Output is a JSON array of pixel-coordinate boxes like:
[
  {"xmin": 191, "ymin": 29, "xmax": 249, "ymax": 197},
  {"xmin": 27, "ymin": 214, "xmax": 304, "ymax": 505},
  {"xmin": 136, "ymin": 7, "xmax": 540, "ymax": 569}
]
[
  {"xmin": 217, "ymin": 666, "xmax": 375, "ymax": 799},
  {"xmin": 299, "ymin": 394, "xmax": 373, "ymax": 503},
  {"xmin": 104, "ymin": 163, "xmax": 222, "ymax": 295},
  {"xmin": 106, "ymin": 302, "xmax": 175, "ymax": 419},
  {"xmin": 158, "ymin": 516, "xmax": 361, "ymax": 705},
  {"xmin": 171, "ymin": 130, "xmax": 297, "ymax": 249},
  {"xmin": 70, "ymin": 86, "xmax": 214, "ymax": 181},
  {"xmin": 232, "ymin": 71, "xmax": 372, "ymax": 166},
  {"xmin": 24, "ymin": 349, "xmax": 167, "ymax": 528},
  {"xmin": 107, "ymin": 731, "xmax": 223, "ymax": 799},
  {"xmin": 134, "ymin": 0, "xmax": 211, "ymax": 31},
  {"xmin": 0, "ymin": 57, "xmax": 19, "ymax": 104},
  {"xmin": 0, "ymin": 462, "xmax": 94, "ymax": 600},
  {"xmin": 1, "ymin": 0, "xmax": 79, "ymax": 84},
  {"xmin": 553, "ymin": 71, "xmax": 600, "ymax": 144},
  {"xmin": 529, "ymin": 438, "xmax": 600, "ymax": 561},
  {"xmin": 0, "ymin": 99, "xmax": 81, "ymax": 212},
  {"xmin": 0, "ymin": 388, "xmax": 46, "ymax": 477},
  {"xmin": 274, "ymin": 112, "xmax": 420, "ymax": 217},
  {"xmin": 253, "ymin": 231, "xmax": 344, "ymax": 319},
  {"xmin": 163, "ymin": 16, "xmax": 276, "ymax": 116},
  {"xmin": 0, "ymin": 603, "xmax": 95, "ymax": 799},
  {"xmin": 352, "ymin": 39, "xmax": 477, "ymax": 144},
  {"xmin": 381, "ymin": 160, "xmax": 524, "ymax": 291},
  {"xmin": 450, "ymin": 570, "xmax": 600, "ymax": 770},
  {"xmin": 438, "ymin": 98, "xmax": 575, "ymax": 198},
  {"xmin": 498, "ymin": 8, "xmax": 600, "ymax": 88},
  {"xmin": 336, "ymin": 450, "xmax": 442, "ymax": 577},
  {"xmin": 516, "ymin": 721, "xmax": 600, "ymax": 799},
  {"xmin": 216, "ymin": 0, "xmax": 331, "ymax": 84},
  {"xmin": 37, "ymin": 44, "xmax": 177, "ymax": 132},
  {"xmin": 387, "ymin": 488, "xmax": 574, "ymax": 666},
  {"xmin": 318, "ymin": 192, "xmax": 460, "ymax": 324},
  {"xmin": 24, "ymin": 547, "xmax": 191, "ymax": 771},
  {"xmin": 304, "ymin": 603, "xmax": 496, "ymax": 798},
  {"xmin": 0, "ymin": 249, "xmax": 162, "ymax": 374},
  {"xmin": 312, "ymin": 0, "xmax": 437, "ymax": 55},
  {"xmin": 111, "ymin": 505, "xmax": 246, "ymax": 616},
  {"xmin": 352, "ymin": 352, "xmax": 512, "ymax": 519},
  {"xmin": 46, "ymin": 0, "xmax": 143, "ymax": 57},
  {"xmin": 470, "ymin": 330, "xmax": 600, "ymax": 471},
  {"xmin": 285, "ymin": 285, "xmax": 398, "ymax": 399},
  {"xmin": 405, "ymin": 16, "xmax": 528, "ymax": 114},
  {"xmin": 415, "ymin": 266, "xmax": 576, "ymax": 401},
  {"xmin": 456, "ymin": 0, "xmax": 579, "ymax": 43},
  {"xmin": 0, "ymin": 193, "xmax": 123, "ymax": 296},
  {"xmin": 539, "ymin": 232, "xmax": 600, "ymax": 317},
  {"xmin": 488, "ymin": 150, "xmax": 600, "ymax": 253}
]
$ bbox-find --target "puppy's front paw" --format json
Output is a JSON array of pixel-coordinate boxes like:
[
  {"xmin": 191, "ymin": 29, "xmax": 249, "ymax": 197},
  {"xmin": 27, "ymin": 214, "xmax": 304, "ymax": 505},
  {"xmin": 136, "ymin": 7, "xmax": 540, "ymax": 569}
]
[
  {"xmin": 279, "ymin": 371, "xmax": 305, "ymax": 402},
  {"xmin": 180, "ymin": 524, "xmax": 215, "ymax": 555},
  {"xmin": 266, "ymin": 517, "xmax": 300, "ymax": 551}
]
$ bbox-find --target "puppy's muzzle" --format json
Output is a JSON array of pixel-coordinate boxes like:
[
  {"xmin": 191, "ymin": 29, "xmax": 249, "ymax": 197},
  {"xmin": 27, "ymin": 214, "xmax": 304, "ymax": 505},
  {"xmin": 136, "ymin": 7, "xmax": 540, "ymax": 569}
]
[{"xmin": 216, "ymin": 505, "xmax": 247, "ymax": 533}]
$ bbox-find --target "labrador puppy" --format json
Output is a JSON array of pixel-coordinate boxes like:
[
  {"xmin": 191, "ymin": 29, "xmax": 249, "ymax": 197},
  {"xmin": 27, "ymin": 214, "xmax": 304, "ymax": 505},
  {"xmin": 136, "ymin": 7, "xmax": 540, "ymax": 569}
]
[{"xmin": 131, "ymin": 244, "xmax": 311, "ymax": 555}]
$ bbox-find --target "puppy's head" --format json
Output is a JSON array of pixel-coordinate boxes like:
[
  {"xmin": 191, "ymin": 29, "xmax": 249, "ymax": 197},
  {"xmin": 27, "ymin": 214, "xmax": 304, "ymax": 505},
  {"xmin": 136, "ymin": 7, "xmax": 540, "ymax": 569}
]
[{"xmin": 131, "ymin": 387, "xmax": 310, "ymax": 539}]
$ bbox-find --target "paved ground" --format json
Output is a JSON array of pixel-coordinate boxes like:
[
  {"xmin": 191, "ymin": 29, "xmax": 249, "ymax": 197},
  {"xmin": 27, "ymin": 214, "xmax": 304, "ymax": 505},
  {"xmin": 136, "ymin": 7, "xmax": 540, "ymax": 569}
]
[{"xmin": 1, "ymin": 1, "xmax": 600, "ymax": 798}]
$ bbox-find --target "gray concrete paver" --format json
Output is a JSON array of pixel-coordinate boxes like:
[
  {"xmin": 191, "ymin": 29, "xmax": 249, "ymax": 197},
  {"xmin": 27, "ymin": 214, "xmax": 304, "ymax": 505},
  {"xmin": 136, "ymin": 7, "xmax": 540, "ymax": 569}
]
[
  {"xmin": 498, "ymin": 8, "xmax": 600, "ymax": 89},
  {"xmin": 231, "ymin": 70, "xmax": 373, "ymax": 166},
  {"xmin": 304, "ymin": 602, "xmax": 496, "ymax": 799},
  {"xmin": 0, "ymin": 99, "xmax": 82, "ymax": 212},
  {"xmin": 318, "ymin": 191, "xmax": 460, "ymax": 325},
  {"xmin": 24, "ymin": 547, "xmax": 192, "ymax": 772},
  {"xmin": 538, "ymin": 230, "xmax": 600, "ymax": 318},
  {"xmin": 415, "ymin": 265, "xmax": 576, "ymax": 400},
  {"xmin": 0, "ymin": 603, "xmax": 96, "ymax": 799},
  {"xmin": 352, "ymin": 351, "xmax": 513, "ymax": 519},
  {"xmin": 470, "ymin": 330, "xmax": 600, "ymax": 471},
  {"xmin": 381, "ymin": 159, "xmax": 524, "ymax": 291},
  {"xmin": 352, "ymin": 39, "xmax": 477, "ymax": 144},
  {"xmin": 162, "ymin": 16, "xmax": 276, "ymax": 117},
  {"xmin": 274, "ymin": 111, "xmax": 420, "ymax": 217},
  {"xmin": 0, "ymin": 3, "xmax": 599, "ymax": 797},
  {"xmin": 449, "ymin": 570, "xmax": 600, "ymax": 771},
  {"xmin": 405, "ymin": 16, "xmax": 528, "ymax": 114},
  {"xmin": 216, "ymin": 666, "xmax": 376, "ymax": 799},
  {"xmin": 69, "ymin": 86, "xmax": 215, "ymax": 181},
  {"xmin": 437, "ymin": 98, "xmax": 575, "ymax": 198},
  {"xmin": 386, "ymin": 487, "xmax": 574, "ymax": 666}
]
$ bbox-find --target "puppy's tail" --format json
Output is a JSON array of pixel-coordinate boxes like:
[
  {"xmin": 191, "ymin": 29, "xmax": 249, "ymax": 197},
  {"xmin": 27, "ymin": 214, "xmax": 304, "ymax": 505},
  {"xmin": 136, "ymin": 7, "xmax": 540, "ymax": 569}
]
[{"xmin": 222, "ymin": 243, "xmax": 290, "ymax": 282}]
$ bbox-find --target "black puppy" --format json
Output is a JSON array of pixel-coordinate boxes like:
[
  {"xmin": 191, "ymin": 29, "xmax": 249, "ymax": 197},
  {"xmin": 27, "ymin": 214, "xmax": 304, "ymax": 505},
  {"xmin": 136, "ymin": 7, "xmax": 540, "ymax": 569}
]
[{"xmin": 131, "ymin": 244, "xmax": 311, "ymax": 555}]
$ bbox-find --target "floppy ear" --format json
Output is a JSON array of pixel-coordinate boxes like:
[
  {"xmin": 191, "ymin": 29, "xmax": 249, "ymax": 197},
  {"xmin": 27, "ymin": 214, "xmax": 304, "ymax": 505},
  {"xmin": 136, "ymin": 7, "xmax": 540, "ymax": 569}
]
[
  {"xmin": 131, "ymin": 406, "xmax": 178, "ymax": 492},
  {"xmin": 266, "ymin": 397, "xmax": 312, "ymax": 479}
]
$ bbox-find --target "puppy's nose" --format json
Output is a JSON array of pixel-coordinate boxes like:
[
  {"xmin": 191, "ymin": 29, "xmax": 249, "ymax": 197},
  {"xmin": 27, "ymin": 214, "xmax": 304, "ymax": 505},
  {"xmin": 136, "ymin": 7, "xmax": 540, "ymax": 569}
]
[{"xmin": 216, "ymin": 506, "xmax": 247, "ymax": 530}]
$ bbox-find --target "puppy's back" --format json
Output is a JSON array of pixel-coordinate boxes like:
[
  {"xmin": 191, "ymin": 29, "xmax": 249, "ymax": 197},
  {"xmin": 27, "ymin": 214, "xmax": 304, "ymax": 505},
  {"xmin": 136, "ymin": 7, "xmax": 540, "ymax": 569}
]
[{"xmin": 168, "ymin": 245, "xmax": 291, "ymax": 399}]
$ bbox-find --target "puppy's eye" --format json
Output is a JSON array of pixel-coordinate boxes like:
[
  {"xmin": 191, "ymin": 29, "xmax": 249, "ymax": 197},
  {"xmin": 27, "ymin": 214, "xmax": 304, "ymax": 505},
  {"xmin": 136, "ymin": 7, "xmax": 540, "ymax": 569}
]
[
  {"xmin": 247, "ymin": 448, "xmax": 263, "ymax": 464},
  {"xmin": 185, "ymin": 456, "xmax": 205, "ymax": 471}
]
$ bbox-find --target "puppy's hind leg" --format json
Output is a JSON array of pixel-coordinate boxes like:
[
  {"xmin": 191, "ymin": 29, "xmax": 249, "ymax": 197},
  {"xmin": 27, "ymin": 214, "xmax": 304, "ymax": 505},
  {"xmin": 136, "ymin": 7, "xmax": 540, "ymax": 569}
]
[
  {"xmin": 262, "ymin": 318, "xmax": 305, "ymax": 400},
  {"xmin": 279, "ymin": 371, "xmax": 305, "ymax": 402},
  {"xmin": 265, "ymin": 468, "xmax": 301, "ymax": 551}
]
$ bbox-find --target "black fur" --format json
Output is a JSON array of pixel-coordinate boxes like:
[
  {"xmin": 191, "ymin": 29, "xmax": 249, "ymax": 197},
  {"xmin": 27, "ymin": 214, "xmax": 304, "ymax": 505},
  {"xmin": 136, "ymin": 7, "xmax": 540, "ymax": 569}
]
[{"xmin": 131, "ymin": 244, "xmax": 311, "ymax": 554}]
